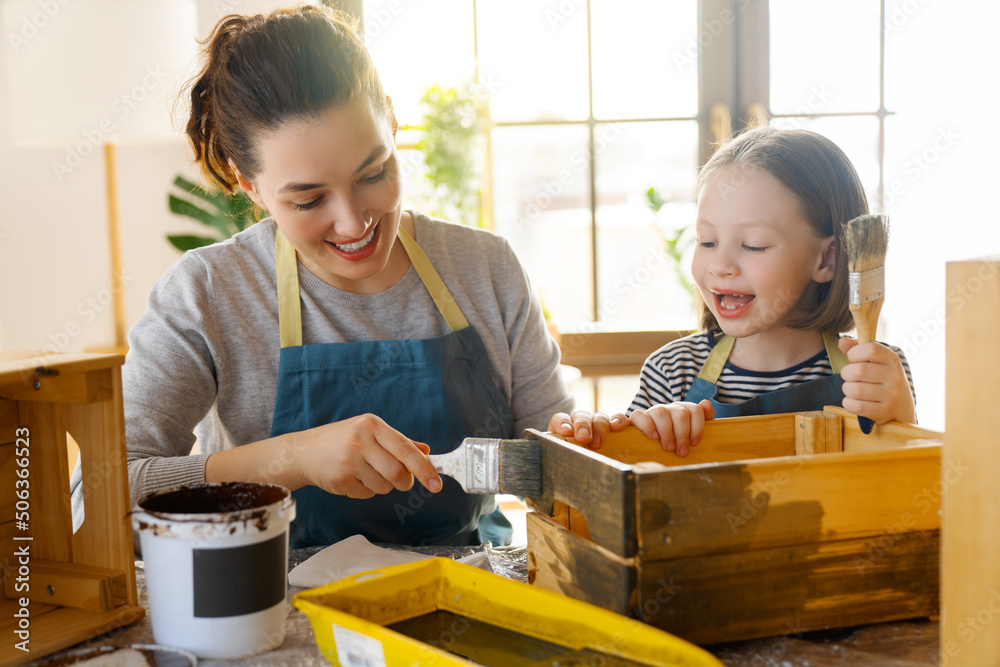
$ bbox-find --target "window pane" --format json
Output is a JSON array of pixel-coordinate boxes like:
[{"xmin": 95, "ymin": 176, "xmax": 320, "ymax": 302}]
[
  {"xmin": 591, "ymin": 0, "xmax": 697, "ymax": 120},
  {"xmin": 477, "ymin": 0, "xmax": 589, "ymax": 122},
  {"xmin": 365, "ymin": 0, "xmax": 475, "ymax": 127},
  {"xmin": 595, "ymin": 121, "xmax": 699, "ymax": 325},
  {"xmin": 492, "ymin": 125, "xmax": 592, "ymax": 323},
  {"xmin": 770, "ymin": 116, "xmax": 881, "ymax": 211},
  {"xmin": 769, "ymin": 0, "xmax": 881, "ymax": 114}
]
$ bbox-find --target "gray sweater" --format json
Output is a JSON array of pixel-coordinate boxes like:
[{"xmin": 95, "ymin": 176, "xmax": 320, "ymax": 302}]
[{"xmin": 95, "ymin": 212, "xmax": 572, "ymax": 513}]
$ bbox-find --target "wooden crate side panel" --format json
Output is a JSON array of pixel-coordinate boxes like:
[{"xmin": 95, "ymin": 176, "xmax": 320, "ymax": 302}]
[
  {"xmin": 67, "ymin": 369, "xmax": 136, "ymax": 606},
  {"xmin": 18, "ymin": 402, "xmax": 72, "ymax": 563},
  {"xmin": 0, "ymin": 444, "xmax": 14, "ymax": 525},
  {"xmin": 638, "ymin": 530, "xmax": 939, "ymax": 646},
  {"xmin": 525, "ymin": 430, "xmax": 636, "ymax": 558},
  {"xmin": 635, "ymin": 444, "xmax": 941, "ymax": 560},
  {"xmin": 943, "ymin": 258, "xmax": 1000, "ymax": 666},
  {"xmin": 526, "ymin": 512, "xmax": 637, "ymax": 616},
  {"xmin": 591, "ymin": 416, "xmax": 798, "ymax": 468}
]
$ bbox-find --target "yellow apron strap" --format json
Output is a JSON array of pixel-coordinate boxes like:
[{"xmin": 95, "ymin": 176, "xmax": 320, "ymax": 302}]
[
  {"xmin": 696, "ymin": 334, "xmax": 735, "ymax": 384},
  {"xmin": 396, "ymin": 225, "xmax": 469, "ymax": 332},
  {"xmin": 274, "ymin": 224, "xmax": 469, "ymax": 349},
  {"xmin": 275, "ymin": 229, "xmax": 303, "ymax": 349},
  {"xmin": 824, "ymin": 332, "xmax": 848, "ymax": 374}
]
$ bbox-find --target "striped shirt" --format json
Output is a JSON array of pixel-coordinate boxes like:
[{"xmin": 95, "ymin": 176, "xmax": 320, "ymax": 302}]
[{"xmin": 629, "ymin": 330, "xmax": 915, "ymax": 413}]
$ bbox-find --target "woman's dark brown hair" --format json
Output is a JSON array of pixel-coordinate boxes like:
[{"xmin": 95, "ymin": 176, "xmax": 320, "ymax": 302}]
[
  {"xmin": 185, "ymin": 4, "xmax": 388, "ymax": 192},
  {"xmin": 696, "ymin": 126, "xmax": 868, "ymax": 334}
]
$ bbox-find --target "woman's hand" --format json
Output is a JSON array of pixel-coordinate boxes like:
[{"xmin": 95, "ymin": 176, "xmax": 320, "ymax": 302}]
[
  {"xmin": 206, "ymin": 413, "xmax": 442, "ymax": 499},
  {"xmin": 838, "ymin": 337, "xmax": 916, "ymax": 425},
  {"xmin": 628, "ymin": 399, "xmax": 715, "ymax": 457},
  {"xmin": 547, "ymin": 410, "xmax": 628, "ymax": 450}
]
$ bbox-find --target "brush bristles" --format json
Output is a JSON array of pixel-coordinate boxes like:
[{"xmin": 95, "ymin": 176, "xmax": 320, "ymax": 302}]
[
  {"xmin": 845, "ymin": 214, "xmax": 889, "ymax": 273},
  {"xmin": 497, "ymin": 439, "xmax": 541, "ymax": 497}
]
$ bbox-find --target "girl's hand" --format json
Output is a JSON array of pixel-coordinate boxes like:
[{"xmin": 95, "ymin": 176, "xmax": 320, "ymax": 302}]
[
  {"xmin": 293, "ymin": 414, "xmax": 441, "ymax": 499},
  {"xmin": 547, "ymin": 410, "xmax": 629, "ymax": 450},
  {"xmin": 628, "ymin": 399, "xmax": 715, "ymax": 457},
  {"xmin": 838, "ymin": 337, "xmax": 916, "ymax": 425}
]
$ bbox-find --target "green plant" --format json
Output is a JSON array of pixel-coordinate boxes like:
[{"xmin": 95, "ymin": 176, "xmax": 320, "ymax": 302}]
[
  {"xmin": 166, "ymin": 175, "xmax": 260, "ymax": 251},
  {"xmin": 646, "ymin": 186, "xmax": 696, "ymax": 297},
  {"xmin": 409, "ymin": 82, "xmax": 486, "ymax": 228}
]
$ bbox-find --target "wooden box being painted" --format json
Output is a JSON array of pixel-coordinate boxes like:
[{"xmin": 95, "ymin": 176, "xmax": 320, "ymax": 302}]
[
  {"xmin": 0, "ymin": 352, "xmax": 143, "ymax": 666},
  {"xmin": 524, "ymin": 407, "xmax": 943, "ymax": 646}
]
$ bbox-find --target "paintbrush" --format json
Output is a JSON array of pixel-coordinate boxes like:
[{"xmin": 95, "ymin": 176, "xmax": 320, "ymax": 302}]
[
  {"xmin": 845, "ymin": 213, "xmax": 890, "ymax": 435},
  {"xmin": 427, "ymin": 438, "xmax": 541, "ymax": 497}
]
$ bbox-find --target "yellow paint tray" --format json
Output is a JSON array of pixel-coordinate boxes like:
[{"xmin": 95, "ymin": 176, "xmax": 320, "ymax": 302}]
[{"xmin": 292, "ymin": 557, "xmax": 723, "ymax": 666}]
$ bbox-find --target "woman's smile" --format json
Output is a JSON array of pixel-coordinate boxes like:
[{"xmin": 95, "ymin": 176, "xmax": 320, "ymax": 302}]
[{"xmin": 326, "ymin": 221, "xmax": 382, "ymax": 260}]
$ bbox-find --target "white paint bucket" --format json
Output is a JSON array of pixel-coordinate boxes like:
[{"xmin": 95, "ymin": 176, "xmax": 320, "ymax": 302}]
[{"xmin": 132, "ymin": 482, "xmax": 296, "ymax": 659}]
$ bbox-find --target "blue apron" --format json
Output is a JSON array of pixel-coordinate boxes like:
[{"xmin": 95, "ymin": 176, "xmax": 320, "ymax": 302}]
[
  {"xmin": 683, "ymin": 332, "xmax": 848, "ymax": 417},
  {"xmin": 269, "ymin": 226, "xmax": 513, "ymax": 549}
]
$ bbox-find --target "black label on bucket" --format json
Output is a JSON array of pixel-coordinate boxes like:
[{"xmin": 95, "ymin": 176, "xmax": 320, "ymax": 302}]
[{"xmin": 192, "ymin": 533, "xmax": 286, "ymax": 617}]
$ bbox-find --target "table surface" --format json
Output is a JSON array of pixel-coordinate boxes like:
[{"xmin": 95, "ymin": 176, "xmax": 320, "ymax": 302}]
[{"xmin": 28, "ymin": 547, "xmax": 940, "ymax": 667}]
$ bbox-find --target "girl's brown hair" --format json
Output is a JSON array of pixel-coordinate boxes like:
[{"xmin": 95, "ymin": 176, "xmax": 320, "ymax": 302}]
[
  {"xmin": 185, "ymin": 5, "xmax": 388, "ymax": 192},
  {"xmin": 695, "ymin": 126, "xmax": 867, "ymax": 334}
]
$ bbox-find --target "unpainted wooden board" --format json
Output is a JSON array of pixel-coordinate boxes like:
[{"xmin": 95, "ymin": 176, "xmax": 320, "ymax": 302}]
[
  {"xmin": 942, "ymin": 258, "xmax": 1000, "ymax": 665},
  {"xmin": 638, "ymin": 530, "xmax": 940, "ymax": 645},
  {"xmin": 634, "ymin": 443, "xmax": 942, "ymax": 560}
]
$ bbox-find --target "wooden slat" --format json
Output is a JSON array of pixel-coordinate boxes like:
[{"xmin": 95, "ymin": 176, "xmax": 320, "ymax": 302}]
[
  {"xmin": 0, "ymin": 352, "xmax": 123, "ymax": 386},
  {"xmin": 943, "ymin": 258, "xmax": 1000, "ymax": 666},
  {"xmin": 2, "ymin": 557, "xmax": 126, "ymax": 612},
  {"xmin": 67, "ymin": 369, "xmax": 136, "ymax": 608},
  {"xmin": 634, "ymin": 443, "xmax": 942, "ymax": 560},
  {"xmin": 591, "ymin": 417, "xmax": 797, "ymax": 468},
  {"xmin": 639, "ymin": 530, "xmax": 939, "ymax": 646},
  {"xmin": 555, "ymin": 329, "xmax": 686, "ymax": 377},
  {"xmin": 820, "ymin": 405, "xmax": 941, "ymax": 452},
  {"xmin": 794, "ymin": 411, "xmax": 843, "ymax": 455},
  {"xmin": 19, "ymin": 402, "xmax": 72, "ymax": 562},
  {"xmin": 0, "ymin": 400, "xmax": 15, "ymax": 444},
  {"xmin": 526, "ymin": 512, "xmax": 637, "ymax": 615},
  {"xmin": 0, "ymin": 368, "xmax": 112, "ymax": 404},
  {"xmin": 525, "ymin": 429, "xmax": 636, "ymax": 558},
  {"xmin": 0, "ymin": 603, "xmax": 145, "ymax": 667}
]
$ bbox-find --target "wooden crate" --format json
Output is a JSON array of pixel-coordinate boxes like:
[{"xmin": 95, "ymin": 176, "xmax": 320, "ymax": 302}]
[
  {"xmin": 0, "ymin": 352, "xmax": 144, "ymax": 667},
  {"xmin": 525, "ymin": 407, "xmax": 943, "ymax": 646}
]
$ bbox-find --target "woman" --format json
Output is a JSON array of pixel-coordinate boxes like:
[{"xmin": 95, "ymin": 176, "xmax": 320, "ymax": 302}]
[{"xmin": 93, "ymin": 5, "xmax": 573, "ymax": 548}]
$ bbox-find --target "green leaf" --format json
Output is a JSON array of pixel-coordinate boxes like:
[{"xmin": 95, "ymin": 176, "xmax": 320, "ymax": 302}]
[
  {"xmin": 173, "ymin": 175, "xmax": 231, "ymax": 216},
  {"xmin": 168, "ymin": 195, "xmax": 231, "ymax": 238},
  {"xmin": 167, "ymin": 234, "xmax": 220, "ymax": 251},
  {"xmin": 646, "ymin": 186, "xmax": 666, "ymax": 212}
]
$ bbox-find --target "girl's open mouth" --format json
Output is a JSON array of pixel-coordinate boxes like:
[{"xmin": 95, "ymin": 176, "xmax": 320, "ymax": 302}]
[
  {"xmin": 326, "ymin": 221, "xmax": 381, "ymax": 261},
  {"xmin": 713, "ymin": 291, "xmax": 755, "ymax": 318}
]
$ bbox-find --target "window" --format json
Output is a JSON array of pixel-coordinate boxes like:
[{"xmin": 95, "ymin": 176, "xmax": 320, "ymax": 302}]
[{"xmin": 366, "ymin": 0, "xmax": 996, "ymax": 428}]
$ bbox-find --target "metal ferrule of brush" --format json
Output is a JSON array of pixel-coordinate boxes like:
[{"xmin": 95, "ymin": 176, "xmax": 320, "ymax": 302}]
[
  {"xmin": 849, "ymin": 266, "xmax": 885, "ymax": 305},
  {"xmin": 457, "ymin": 438, "xmax": 500, "ymax": 494}
]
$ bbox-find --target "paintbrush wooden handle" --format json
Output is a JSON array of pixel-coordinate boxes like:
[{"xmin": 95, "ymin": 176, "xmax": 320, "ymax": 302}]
[
  {"xmin": 849, "ymin": 297, "xmax": 884, "ymax": 434},
  {"xmin": 850, "ymin": 298, "xmax": 883, "ymax": 343}
]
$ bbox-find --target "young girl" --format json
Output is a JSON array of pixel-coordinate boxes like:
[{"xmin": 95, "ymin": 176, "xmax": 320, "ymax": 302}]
[{"xmin": 553, "ymin": 126, "xmax": 915, "ymax": 454}]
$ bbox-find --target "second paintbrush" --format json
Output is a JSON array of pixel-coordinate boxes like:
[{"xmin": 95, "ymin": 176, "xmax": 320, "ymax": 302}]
[{"xmin": 427, "ymin": 438, "xmax": 541, "ymax": 497}]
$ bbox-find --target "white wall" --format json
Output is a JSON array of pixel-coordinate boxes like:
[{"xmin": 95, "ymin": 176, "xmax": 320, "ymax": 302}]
[{"xmin": 0, "ymin": 0, "xmax": 295, "ymax": 354}]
